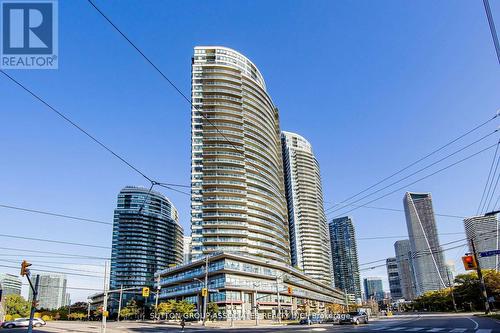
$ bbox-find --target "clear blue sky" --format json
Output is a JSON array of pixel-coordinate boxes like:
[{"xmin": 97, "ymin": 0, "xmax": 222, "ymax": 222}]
[{"xmin": 1, "ymin": 0, "xmax": 499, "ymax": 301}]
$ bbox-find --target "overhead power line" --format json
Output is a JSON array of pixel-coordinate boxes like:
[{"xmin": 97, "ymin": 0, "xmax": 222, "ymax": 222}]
[
  {"xmin": 477, "ymin": 143, "xmax": 500, "ymax": 214},
  {"xmin": 328, "ymin": 130, "xmax": 498, "ymax": 216},
  {"xmin": 324, "ymin": 201, "xmax": 465, "ymax": 219},
  {"xmin": 0, "ymin": 203, "xmax": 111, "ymax": 226},
  {"xmin": 1, "ymin": 259, "xmax": 104, "ymax": 275},
  {"xmin": 332, "ymin": 142, "xmax": 498, "ymax": 218},
  {"xmin": 0, "ymin": 264, "xmax": 103, "ymax": 279},
  {"xmin": 87, "ymin": 1, "xmax": 287, "ymax": 204},
  {"xmin": 0, "ymin": 234, "xmax": 110, "ymax": 249},
  {"xmin": 0, "ymin": 246, "xmax": 110, "ymax": 260},
  {"xmin": 0, "ymin": 71, "xmax": 188, "ymax": 198},
  {"xmin": 325, "ymin": 114, "xmax": 498, "ymax": 214}
]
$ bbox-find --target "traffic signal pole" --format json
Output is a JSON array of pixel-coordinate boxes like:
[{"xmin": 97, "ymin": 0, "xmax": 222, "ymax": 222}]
[
  {"xmin": 471, "ymin": 239, "xmax": 491, "ymax": 314},
  {"xmin": 27, "ymin": 274, "xmax": 39, "ymax": 333},
  {"xmin": 203, "ymin": 255, "xmax": 208, "ymax": 326}
]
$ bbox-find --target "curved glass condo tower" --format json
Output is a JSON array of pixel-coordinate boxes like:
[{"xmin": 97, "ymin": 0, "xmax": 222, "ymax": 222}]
[{"xmin": 190, "ymin": 46, "xmax": 290, "ymax": 264}]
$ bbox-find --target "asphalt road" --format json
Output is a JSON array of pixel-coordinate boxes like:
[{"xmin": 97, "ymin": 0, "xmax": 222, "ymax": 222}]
[{"xmin": 1, "ymin": 315, "xmax": 499, "ymax": 332}]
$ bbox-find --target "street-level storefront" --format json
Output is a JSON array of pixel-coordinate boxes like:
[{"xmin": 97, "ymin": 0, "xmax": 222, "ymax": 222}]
[{"xmin": 156, "ymin": 252, "xmax": 345, "ymax": 320}]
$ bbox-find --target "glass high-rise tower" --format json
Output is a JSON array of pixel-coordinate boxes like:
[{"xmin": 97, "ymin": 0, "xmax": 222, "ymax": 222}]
[
  {"xmin": 190, "ymin": 46, "xmax": 290, "ymax": 264},
  {"xmin": 403, "ymin": 192, "xmax": 447, "ymax": 296},
  {"xmin": 464, "ymin": 214, "xmax": 499, "ymax": 270},
  {"xmin": 394, "ymin": 239, "xmax": 417, "ymax": 300},
  {"xmin": 281, "ymin": 131, "xmax": 333, "ymax": 286},
  {"xmin": 329, "ymin": 216, "xmax": 362, "ymax": 300},
  {"xmin": 110, "ymin": 186, "xmax": 183, "ymax": 291}
]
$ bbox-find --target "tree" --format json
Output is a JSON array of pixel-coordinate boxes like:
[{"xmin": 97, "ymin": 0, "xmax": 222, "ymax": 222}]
[
  {"xmin": 119, "ymin": 299, "xmax": 140, "ymax": 320},
  {"xmin": 157, "ymin": 300, "xmax": 175, "ymax": 318},
  {"xmin": 68, "ymin": 312, "xmax": 86, "ymax": 320},
  {"xmin": 4, "ymin": 294, "xmax": 30, "ymax": 317},
  {"xmin": 207, "ymin": 302, "xmax": 220, "ymax": 321},
  {"xmin": 454, "ymin": 269, "xmax": 500, "ymax": 311},
  {"xmin": 173, "ymin": 300, "xmax": 195, "ymax": 319}
]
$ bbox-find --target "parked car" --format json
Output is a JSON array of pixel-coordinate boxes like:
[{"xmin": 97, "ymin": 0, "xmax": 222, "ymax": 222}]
[
  {"xmin": 338, "ymin": 311, "xmax": 369, "ymax": 325},
  {"xmin": 1, "ymin": 318, "xmax": 46, "ymax": 328},
  {"xmin": 299, "ymin": 315, "xmax": 323, "ymax": 325}
]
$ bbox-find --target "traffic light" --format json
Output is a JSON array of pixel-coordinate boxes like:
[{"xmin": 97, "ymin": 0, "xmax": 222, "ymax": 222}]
[
  {"xmin": 20, "ymin": 260, "xmax": 32, "ymax": 276},
  {"xmin": 201, "ymin": 288, "xmax": 208, "ymax": 297},
  {"xmin": 142, "ymin": 287, "xmax": 150, "ymax": 297},
  {"xmin": 462, "ymin": 255, "xmax": 477, "ymax": 271},
  {"xmin": 287, "ymin": 286, "xmax": 293, "ymax": 294}
]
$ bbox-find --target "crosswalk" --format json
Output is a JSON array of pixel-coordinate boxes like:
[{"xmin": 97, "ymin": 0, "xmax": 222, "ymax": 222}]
[{"xmin": 370, "ymin": 327, "xmax": 492, "ymax": 332}]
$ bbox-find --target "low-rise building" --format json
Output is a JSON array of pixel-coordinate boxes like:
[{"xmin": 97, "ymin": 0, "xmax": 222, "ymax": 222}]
[{"xmin": 156, "ymin": 252, "xmax": 345, "ymax": 320}]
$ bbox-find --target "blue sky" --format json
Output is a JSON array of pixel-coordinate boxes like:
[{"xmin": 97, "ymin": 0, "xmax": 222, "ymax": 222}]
[{"xmin": 1, "ymin": 0, "xmax": 499, "ymax": 301}]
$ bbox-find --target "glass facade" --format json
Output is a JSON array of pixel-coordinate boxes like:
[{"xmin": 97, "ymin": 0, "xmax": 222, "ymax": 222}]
[
  {"xmin": 363, "ymin": 277, "xmax": 384, "ymax": 302},
  {"xmin": 464, "ymin": 214, "xmax": 499, "ymax": 270},
  {"xmin": 157, "ymin": 253, "xmax": 345, "ymax": 318},
  {"xmin": 386, "ymin": 257, "xmax": 403, "ymax": 300},
  {"xmin": 281, "ymin": 131, "xmax": 333, "ymax": 286},
  {"xmin": 190, "ymin": 46, "xmax": 290, "ymax": 264},
  {"xmin": 394, "ymin": 239, "xmax": 417, "ymax": 301},
  {"xmin": 110, "ymin": 186, "xmax": 183, "ymax": 291},
  {"xmin": 329, "ymin": 216, "xmax": 362, "ymax": 300},
  {"xmin": 403, "ymin": 192, "xmax": 447, "ymax": 296},
  {"xmin": 0, "ymin": 273, "xmax": 21, "ymax": 296}
]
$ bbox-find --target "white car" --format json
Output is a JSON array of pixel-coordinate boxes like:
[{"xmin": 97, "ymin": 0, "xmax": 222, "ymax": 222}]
[{"xmin": 1, "ymin": 318, "xmax": 46, "ymax": 328}]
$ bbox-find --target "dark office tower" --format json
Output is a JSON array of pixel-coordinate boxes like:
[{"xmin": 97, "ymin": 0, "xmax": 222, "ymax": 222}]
[
  {"xmin": 386, "ymin": 257, "xmax": 403, "ymax": 300},
  {"xmin": 329, "ymin": 216, "xmax": 362, "ymax": 301},
  {"xmin": 403, "ymin": 192, "xmax": 447, "ymax": 296},
  {"xmin": 281, "ymin": 131, "xmax": 333, "ymax": 286},
  {"xmin": 394, "ymin": 239, "xmax": 417, "ymax": 301},
  {"xmin": 363, "ymin": 277, "xmax": 384, "ymax": 302},
  {"xmin": 110, "ymin": 186, "xmax": 184, "ymax": 291}
]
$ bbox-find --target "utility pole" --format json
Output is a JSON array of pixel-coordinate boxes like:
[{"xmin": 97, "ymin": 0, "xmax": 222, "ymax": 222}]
[
  {"xmin": 344, "ymin": 290, "xmax": 349, "ymax": 312},
  {"xmin": 87, "ymin": 300, "xmax": 91, "ymax": 321},
  {"xmin": 471, "ymin": 239, "xmax": 491, "ymax": 314},
  {"xmin": 117, "ymin": 285, "xmax": 123, "ymax": 322},
  {"xmin": 154, "ymin": 275, "xmax": 160, "ymax": 321},
  {"xmin": 446, "ymin": 269, "xmax": 457, "ymax": 312},
  {"xmin": 101, "ymin": 261, "xmax": 109, "ymax": 333},
  {"xmin": 27, "ymin": 274, "xmax": 39, "ymax": 333},
  {"xmin": 202, "ymin": 255, "xmax": 208, "ymax": 326},
  {"xmin": 276, "ymin": 275, "xmax": 282, "ymax": 324}
]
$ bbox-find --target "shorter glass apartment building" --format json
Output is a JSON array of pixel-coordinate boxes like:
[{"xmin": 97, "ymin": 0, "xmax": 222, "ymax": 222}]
[{"xmin": 156, "ymin": 252, "xmax": 345, "ymax": 320}]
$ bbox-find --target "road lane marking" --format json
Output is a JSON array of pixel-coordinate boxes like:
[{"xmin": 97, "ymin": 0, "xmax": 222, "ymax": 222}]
[
  {"xmin": 449, "ymin": 329, "xmax": 467, "ymax": 332},
  {"xmin": 467, "ymin": 317, "xmax": 479, "ymax": 330},
  {"xmin": 388, "ymin": 327, "xmax": 408, "ymax": 331},
  {"xmin": 407, "ymin": 328, "xmax": 425, "ymax": 331},
  {"xmin": 371, "ymin": 327, "xmax": 390, "ymax": 331},
  {"xmin": 426, "ymin": 329, "xmax": 445, "ymax": 332},
  {"xmin": 476, "ymin": 330, "xmax": 492, "ymax": 333}
]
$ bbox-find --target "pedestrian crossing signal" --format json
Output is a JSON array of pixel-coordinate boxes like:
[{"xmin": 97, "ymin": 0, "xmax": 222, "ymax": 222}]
[
  {"xmin": 462, "ymin": 255, "xmax": 477, "ymax": 271},
  {"xmin": 287, "ymin": 286, "xmax": 293, "ymax": 294},
  {"xmin": 142, "ymin": 287, "xmax": 150, "ymax": 297}
]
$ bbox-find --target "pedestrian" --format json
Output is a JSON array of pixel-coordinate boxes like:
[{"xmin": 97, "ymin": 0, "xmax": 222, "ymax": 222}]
[{"xmin": 180, "ymin": 317, "xmax": 186, "ymax": 331}]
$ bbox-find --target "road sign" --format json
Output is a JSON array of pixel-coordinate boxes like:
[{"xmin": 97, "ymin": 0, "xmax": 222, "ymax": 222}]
[
  {"xmin": 479, "ymin": 249, "xmax": 500, "ymax": 257},
  {"xmin": 201, "ymin": 288, "xmax": 208, "ymax": 297},
  {"xmin": 142, "ymin": 287, "xmax": 150, "ymax": 297}
]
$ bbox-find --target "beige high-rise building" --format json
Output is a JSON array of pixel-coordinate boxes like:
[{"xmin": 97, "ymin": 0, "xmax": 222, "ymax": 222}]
[
  {"xmin": 281, "ymin": 131, "xmax": 333, "ymax": 286},
  {"xmin": 190, "ymin": 46, "xmax": 290, "ymax": 264}
]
